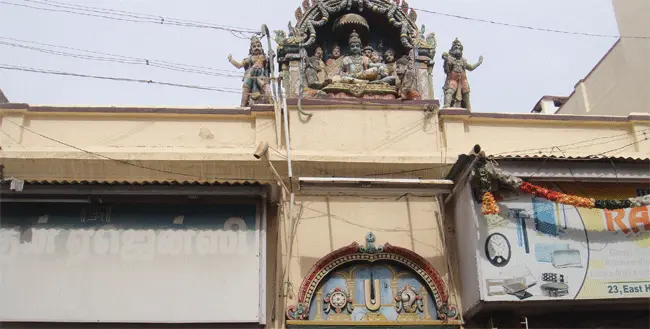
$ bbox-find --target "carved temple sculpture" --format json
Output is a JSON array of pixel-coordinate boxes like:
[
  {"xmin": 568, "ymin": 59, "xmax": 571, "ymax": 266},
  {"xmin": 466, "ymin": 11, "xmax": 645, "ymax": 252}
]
[
  {"xmin": 276, "ymin": 0, "xmax": 440, "ymax": 101},
  {"xmin": 286, "ymin": 232, "xmax": 459, "ymax": 325},
  {"xmin": 441, "ymin": 38, "xmax": 483, "ymax": 110},
  {"xmin": 227, "ymin": 35, "xmax": 273, "ymax": 107}
]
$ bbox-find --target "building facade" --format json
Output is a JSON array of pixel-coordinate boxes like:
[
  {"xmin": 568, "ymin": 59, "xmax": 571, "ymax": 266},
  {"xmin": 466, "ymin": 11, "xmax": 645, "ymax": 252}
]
[
  {"xmin": 1, "ymin": 0, "xmax": 650, "ymax": 328},
  {"xmin": 554, "ymin": 0, "xmax": 650, "ymax": 116}
]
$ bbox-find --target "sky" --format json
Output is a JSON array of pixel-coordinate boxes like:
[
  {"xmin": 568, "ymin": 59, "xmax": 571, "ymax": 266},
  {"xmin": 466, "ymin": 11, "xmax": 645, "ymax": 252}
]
[{"xmin": 0, "ymin": 0, "xmax": 620, "ymax": 113}]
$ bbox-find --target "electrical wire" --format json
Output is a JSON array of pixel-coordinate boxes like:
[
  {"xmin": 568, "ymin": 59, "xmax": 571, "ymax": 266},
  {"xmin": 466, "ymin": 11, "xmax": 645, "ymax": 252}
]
[
  {"xmin": 37, "ymin": 0, "xmax": 256, "ymax": 32},
  {"xmin": 411, "ymin": 6, "xmax": 649, "ymax": 40},
  {"xmin": 494, "ymin": 137, "xmax": 650, "ymax": 180},
  {"xmin": 0, "ymin": 36, "xmax": 242, "ymax": 74},
  {"xmin": 0, "ymin": 63, "xmax": 246, "ymax": 94},
  {"xmin": 8, "ymin": 0, "xmax": 643, "ymax": 40},
  {"xmin": 1, "ymin": 0, "xmax": 257, "ymax": 34},
  {"xmin": 0, "ymin": 38, "xmax": 259, "ymax": 79},
  {"xmin": 491, "ymin": 128, "xmax": 650, "ymax": 157}
]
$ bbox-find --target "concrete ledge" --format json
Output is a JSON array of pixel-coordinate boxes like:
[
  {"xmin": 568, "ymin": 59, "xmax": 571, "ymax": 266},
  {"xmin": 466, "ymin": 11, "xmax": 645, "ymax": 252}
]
[
  {"xmin": 0, "ymin": 103, "xmax": 274, "ymax": 115},
  {"xmin": 440, "ymin": 108, "xmax": 649, "ymax": 122}
]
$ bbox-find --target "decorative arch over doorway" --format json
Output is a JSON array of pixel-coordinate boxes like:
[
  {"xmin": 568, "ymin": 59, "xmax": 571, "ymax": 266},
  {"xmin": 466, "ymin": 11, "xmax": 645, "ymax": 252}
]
[{"xmin": 286, "ymin": 232, "xmax": 458, "ymax": 323}]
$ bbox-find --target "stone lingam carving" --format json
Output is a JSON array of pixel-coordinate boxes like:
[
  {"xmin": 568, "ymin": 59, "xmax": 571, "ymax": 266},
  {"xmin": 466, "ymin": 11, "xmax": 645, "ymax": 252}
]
[
  {"xmin": 442, "ymin": 38, "xmax": 483, "ymax": 110},
  {"xmin": 227, "ymin": 35, "xmax": 272, "ymax": 107}
]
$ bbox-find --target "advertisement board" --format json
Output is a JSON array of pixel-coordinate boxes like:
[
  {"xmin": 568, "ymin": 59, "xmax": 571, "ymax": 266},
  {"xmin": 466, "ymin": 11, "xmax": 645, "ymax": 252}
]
[
  {"xmin": 0, "ymin": 202, "xmax": 263, "ymax": 323},
  {"xmin": 476, "ymin": 186, "xmax": 650, "ymax": 301}
]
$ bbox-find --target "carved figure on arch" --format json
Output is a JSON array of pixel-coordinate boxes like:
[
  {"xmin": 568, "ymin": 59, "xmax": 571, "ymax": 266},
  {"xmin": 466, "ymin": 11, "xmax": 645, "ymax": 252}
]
[
  {"xmin": 304, "ymin": 46, "xmax": 332, "ymax": 90},
  {"xmin": 395, "ymin": 56, "xmax": 421, "ymax": 100},
  {"xmin": 227, "ymin": 35, "xmax": 271, "ymax": 107},
  {"xmin": 323, "ymin": 286, "xmax": 353, "ymax": 321},
  {"xmin": 325, "ymin": 44, "xmax": 344, "ymax": 82},
  {"xmin": 442, "ymin": 38, "xmax": 483, "ymax": 110},
  {"xmin": 383, "ymin": 48, "xmax": 397, "ymax": 77},
  {"xmin": 363, "ymin": 45, "xmax": 375, "ymax": 58}
]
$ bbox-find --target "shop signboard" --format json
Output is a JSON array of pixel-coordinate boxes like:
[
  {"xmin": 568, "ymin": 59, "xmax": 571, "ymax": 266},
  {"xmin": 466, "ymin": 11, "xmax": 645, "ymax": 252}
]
[
  {"xmin": 474, "ymin": 186, "xmax": 650, "ymax": 301},
  {"xmin": 0, "ymin": 202, "xmax": 263, "ymax": 323}
]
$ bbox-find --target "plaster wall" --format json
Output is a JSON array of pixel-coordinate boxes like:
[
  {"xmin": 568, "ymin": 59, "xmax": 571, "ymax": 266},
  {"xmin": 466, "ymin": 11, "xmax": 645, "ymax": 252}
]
[
  {"xmin": 556, "ymin": 0, "xmax": 650, "ymax": 116},
  {"xmin": 2, "ymin": 106, "xmax": 649, "ymax": 182},
  {"xmin": 270, "ymin": 194, "xmax": 461, "ymax": 328}
]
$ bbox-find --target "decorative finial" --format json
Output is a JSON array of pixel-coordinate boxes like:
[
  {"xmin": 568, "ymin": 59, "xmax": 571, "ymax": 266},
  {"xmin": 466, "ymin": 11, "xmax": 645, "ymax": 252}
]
[{"xmin": 360, "ymin": 232, "xmax": 383, "ymax": 254}]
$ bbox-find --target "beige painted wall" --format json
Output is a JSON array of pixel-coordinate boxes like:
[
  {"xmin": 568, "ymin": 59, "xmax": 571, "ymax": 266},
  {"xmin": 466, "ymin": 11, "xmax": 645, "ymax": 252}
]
[
  {"xmin": 556, "ymin": 0, "xmax": 649, "ymax": 116},
  {"xmin": 2, "ymin": 104, "xmax": 650, "ymax": 327},
  {"xmin": 2, "ymin": 106, "xmax": 649, "ymax": 182},
  {"xmin": 269, "ymin": 194, "xmax": 461, "ymax": 328}
]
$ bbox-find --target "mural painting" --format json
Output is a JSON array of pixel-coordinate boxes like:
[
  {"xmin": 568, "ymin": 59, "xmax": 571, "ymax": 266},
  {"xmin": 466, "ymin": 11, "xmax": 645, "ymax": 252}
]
[{"xmin": 286, "ymin": 233, "xmax": 459, "ymax": 325}]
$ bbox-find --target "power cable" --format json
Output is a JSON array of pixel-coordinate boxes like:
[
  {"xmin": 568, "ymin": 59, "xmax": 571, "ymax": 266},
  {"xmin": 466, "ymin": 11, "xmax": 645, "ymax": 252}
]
[
  {"xmin": 1, "ymin": 0, "xmax": 257, "ymax": 34},
  {"xmin": 412, "ymin": 6, "xmax": 649, "ymax": 40},
  {"xmin": 0, "ymin": 38, "xmax": 250, "ymax": 79},
  {"xmin": 0, "ymin": 63, "xmax": 245, "ymax": 94},
  {"xmin": 37, "ymin": 0, "xmax": 255, "ymax": 32},
  {"xmin": 495, "ymin": 137, "xmax": 649, "ymax": 180},
  {"xmin": 491, "ymin": 128, "xmax": 650, "ymax": 157},
  {"xmin": 0, "ymin": 37, "xmax": 240, "ymax": 74}
]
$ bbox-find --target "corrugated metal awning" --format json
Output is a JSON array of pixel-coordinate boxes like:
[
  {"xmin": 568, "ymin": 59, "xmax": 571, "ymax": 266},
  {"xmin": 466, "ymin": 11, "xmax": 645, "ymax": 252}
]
[
  {"xmin": 20, "ymin": 179, "xmax": 262, "ymax": 186},
  {"xmin": 490, "ymin": 154, "xmax": 650, "ymax": 163}
]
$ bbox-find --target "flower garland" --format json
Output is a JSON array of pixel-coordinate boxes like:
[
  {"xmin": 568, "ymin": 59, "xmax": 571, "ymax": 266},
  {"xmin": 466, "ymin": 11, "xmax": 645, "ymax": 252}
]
[
  {"xmin": 479, "ymin": 161, "xmax": 650, "ymax": 217},
  {"xmin": 519, "ymin": 182, "xmax": 595, "ymax": 208},
  {"xmin": 481, "ymin": 192, "xmax": 499, "ymax": 215}
]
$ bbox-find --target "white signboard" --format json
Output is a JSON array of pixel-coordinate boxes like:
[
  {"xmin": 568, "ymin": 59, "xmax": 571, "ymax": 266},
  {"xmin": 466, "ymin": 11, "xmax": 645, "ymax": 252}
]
[
  {"xmin": 0, "ymin": 203, "xmax": 263, "ymax": 323},
  {"xmin": 474, "ymin": 186, "xmax": 650, "ymax": 302}
]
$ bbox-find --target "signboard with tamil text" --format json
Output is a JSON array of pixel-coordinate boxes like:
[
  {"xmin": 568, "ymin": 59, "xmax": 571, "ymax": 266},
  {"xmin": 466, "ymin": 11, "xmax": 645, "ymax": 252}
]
[{"xmin": 0, "ymin": 202, "xmax": 263, "ymax": 323}]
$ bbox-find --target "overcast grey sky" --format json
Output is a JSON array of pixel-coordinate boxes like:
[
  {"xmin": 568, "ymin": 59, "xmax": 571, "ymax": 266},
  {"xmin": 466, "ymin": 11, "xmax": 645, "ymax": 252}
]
[{"xmin": 0, "ymin": 0, "xmax": 619, "ymax": 112}]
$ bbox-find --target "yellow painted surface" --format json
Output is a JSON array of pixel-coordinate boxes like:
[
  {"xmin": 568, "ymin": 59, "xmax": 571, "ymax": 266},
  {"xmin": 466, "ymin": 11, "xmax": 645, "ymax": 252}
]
[{"xmin": 1, "ymin": 102, "xmax": 649, "ymax": 328}]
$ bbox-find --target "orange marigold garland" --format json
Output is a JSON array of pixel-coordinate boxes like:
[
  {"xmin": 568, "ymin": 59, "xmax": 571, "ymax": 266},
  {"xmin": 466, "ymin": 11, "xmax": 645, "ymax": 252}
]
[
  {"xmin": 481, "ymin": 161, "xmax": 650, "ymax": 212},
  {"xmin": 519, "ymin": 182, "xmax": 595, "ymax": 208},
  {"xmin": 481, "ymin": 192, "xmax": 499, "ymax": 215}
]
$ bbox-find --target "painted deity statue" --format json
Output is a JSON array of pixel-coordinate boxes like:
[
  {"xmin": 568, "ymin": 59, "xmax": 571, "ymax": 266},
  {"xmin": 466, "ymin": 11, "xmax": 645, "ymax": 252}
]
[
  {"xmin": 384, "ymin": 48, "xmax": 397, "ymax": 77},
  {"xmin": 227, "ymin": 36, "xmax": 270, "ymax": 107},
  {"xmin": 325, "ymin": 44, "xmax": 344, "ymax": 82},
  {"xmin": 341, "ymin": 30, "xmax": 385, "ymax": 84},
  {"xmin": 442, "ymin": 38, "xmax": 483, "ymax": 110},
  {"xmin": 395, "ymin": 56, "xmax": 420, "ymax": 100},
  {"xmin": 304, "ymin": 46, "xmax": 331, "ymax": 89},
  {"xmin": 363, "ymin": 45, "xmax": 374, "ymax": 59}
]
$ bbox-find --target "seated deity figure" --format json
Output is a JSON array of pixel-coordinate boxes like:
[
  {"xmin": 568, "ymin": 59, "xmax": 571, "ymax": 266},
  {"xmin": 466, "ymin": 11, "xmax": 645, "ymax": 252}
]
[
  {"xmin": 304, "ymin": 46, "xmax": 331, "ymax": 89},
  {"xmin": 383, "ymin": 48, "xmax": 397, "ymax": 76},
  {"xmin": 395, "ymin": 56, "xmax": 421, "ymax": 100},
  {"xmin": 368, "ymin": 51, "xmax": 396, "ymax": 85},
  {"xmin": 363, "ymin": 45, "xmax": 374, "ymax": 59},
  {"xmin": 325, "ymin": 44, "xmax": 343, "ymax": 82},
  {"xmin": 340, "ymin": 30, "xmax": 386, "ymax": 84}
]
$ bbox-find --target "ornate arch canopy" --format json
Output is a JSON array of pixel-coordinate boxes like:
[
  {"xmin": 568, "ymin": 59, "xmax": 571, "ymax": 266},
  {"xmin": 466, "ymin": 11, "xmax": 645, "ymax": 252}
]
[
  {"xmin": 295, "ymin": 0, "xmax": 418, "ymax": 48},
  {"xmin": 286, "ymin": 232, "xmax": 458, "ymax": 323},
  {"xmin": 276, "ymin": 0, "xmax": 435, "ymax": 65}
]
